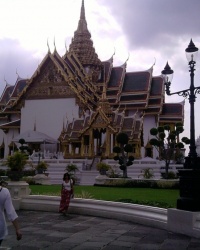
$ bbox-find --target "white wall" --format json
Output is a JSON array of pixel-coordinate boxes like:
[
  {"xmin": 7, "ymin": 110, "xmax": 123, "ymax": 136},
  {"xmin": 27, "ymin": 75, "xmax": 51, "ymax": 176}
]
[
  {"xmin": 21, "ymin": 98, "xmax": 79, "ymax": 139},
  {"xmin": 0, "ymin": 124, "xmax": 20, "ymax": 157},
  {"xmin": 143, "ymin": 115, "xmax": 159, "ymax": 159}
]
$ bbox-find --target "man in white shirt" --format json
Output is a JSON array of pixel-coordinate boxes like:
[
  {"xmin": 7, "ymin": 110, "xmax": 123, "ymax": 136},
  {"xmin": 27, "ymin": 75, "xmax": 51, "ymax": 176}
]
[{"xmin": 0, "ymin": 180, "xmax": 22, "ymax": 246}]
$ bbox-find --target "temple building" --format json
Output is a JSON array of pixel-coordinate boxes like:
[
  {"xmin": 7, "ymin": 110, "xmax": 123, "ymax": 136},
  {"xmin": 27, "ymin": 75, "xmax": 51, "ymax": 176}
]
[{"xmin": 0, "ymin": 0, "xmax": 184, "ymax": 160}]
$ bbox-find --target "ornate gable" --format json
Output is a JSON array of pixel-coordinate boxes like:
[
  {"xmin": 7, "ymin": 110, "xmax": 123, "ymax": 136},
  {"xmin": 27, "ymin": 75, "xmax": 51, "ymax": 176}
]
[
  {"xmin": 81, "ymin": 91, "xmax": 116, "ymax": 134},
  {"xmin": 25, "ymin": 59, "xmax": 75, "ymax": 100},
  {"xmin": 91, "ymin": 113, "xmax": 110, "ymax": 128}
]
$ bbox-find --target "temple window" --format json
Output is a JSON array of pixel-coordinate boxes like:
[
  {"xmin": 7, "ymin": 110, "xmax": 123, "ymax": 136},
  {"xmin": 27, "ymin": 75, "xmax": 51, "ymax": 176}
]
[
  {"xmin": 84, "ymin": 135, "xmax": 89, "ymax": 145},
  {"xmin": 85, "ymin": 66, "xmax": 90, "ymax": 73}
]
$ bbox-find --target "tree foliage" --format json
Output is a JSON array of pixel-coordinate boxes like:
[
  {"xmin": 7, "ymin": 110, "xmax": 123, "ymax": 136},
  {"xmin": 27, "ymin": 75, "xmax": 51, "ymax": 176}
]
[
  {"xmin": 149, "ymin": 123, "xmax": 189, "ymax": 179},
  {"xmin": 5, "ymin": 151, "xmax": 28, "ymax": 171},
  {"xmin": 113, "ymin": 132, "xmax": 134, "ymax": 178},
  {"xmin": 18, "ymin": 138, "xmax": 31, "ymax": 154}
]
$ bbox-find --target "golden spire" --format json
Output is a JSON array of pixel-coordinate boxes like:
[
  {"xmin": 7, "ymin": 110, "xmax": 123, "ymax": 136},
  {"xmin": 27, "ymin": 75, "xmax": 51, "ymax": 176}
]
[
  {"xmin": 76, "ymin": 0, "xmax": 89, "ymax": 35},
  {"xmin": 80, "ymin": 0, "xmax": 85, "ymax": 21},
  {"xmin": 68, "ymin": 0, "xmax": 101, "ymax": 69}
]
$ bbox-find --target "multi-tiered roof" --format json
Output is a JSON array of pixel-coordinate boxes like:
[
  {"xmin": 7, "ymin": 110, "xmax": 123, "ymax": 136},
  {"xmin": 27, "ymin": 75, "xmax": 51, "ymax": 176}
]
[{"xmin": 0, "ymin": 0, "xmax": 184, "ymax": 140}]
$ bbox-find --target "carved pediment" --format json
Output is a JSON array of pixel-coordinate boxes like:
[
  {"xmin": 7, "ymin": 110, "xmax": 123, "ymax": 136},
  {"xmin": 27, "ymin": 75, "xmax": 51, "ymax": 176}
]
[
  {"xmin": 91, "ymin": 114, "xmax": 108, "ymax": 128},
  {"xmin": 25, "ymin": 60, "xmax": 76, "ymax": 99},
  {"xmin": 37, "ymin": 62, "xmax": 64, "ymax": 85}
]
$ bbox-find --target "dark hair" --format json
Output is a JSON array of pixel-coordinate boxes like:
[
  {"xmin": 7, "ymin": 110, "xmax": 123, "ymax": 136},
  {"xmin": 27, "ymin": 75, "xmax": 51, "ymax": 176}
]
[
  {"xmin": 63, "ymin": 173, "xmax": 70, "ymax": 181},
  {"xmin": 0, "ymin": 179, "xmax": 8, "ymax": 187}
]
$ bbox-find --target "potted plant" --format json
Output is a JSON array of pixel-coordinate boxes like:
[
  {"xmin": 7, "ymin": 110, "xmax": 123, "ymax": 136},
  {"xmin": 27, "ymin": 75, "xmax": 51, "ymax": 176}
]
[
  {"xmin": 65, "ymin": 164, "xmax": 79, "ymax": 184},
  {"xmin": 96, "ymin": 162, "xmax": 110, "ymax": 175},
  {"xmin": 138, "ymin": 168, "xmax": 154, "ymax": 179},
  {"xmin": 5, "ymin": 151, "xmax": 28, "ymax": 181},
  {"xmin": 65, "ymin": 164, "xmax": 78, "ymax": 174},
  {"xmin": 36, "ymin": 161, "xmax": 48, "ymax": 174}
]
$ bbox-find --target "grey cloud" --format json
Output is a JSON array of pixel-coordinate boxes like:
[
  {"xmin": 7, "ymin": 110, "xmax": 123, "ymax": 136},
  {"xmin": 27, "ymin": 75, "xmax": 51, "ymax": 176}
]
[
  {"xmin": 0, "ymin": 39, "xmax": 38, "ymax": 93},
  {"xmin": 99, "ymin": 0, "xmax": 200, "ymax": 51}
]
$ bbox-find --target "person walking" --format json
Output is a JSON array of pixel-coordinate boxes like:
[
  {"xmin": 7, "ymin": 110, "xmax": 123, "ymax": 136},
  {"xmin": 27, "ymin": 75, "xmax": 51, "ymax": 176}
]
[
  {"xmin": 0, "ymin": 180, "xmax": 22, "ymax": 246},
  {"xmin": 59, "ymin": 173, "xmax": 74, "ymax": 216}
]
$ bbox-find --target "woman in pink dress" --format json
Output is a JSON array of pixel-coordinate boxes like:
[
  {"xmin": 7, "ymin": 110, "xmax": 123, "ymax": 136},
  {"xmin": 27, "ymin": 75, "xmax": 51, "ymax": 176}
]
[{"xmin": 59, "ymin": 173, "xmax": 74, "ymax": 216}]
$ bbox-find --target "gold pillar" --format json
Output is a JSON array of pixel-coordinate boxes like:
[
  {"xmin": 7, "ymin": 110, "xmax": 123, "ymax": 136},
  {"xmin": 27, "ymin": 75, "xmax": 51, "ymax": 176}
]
[
  {"xmin": 71, "ymin": 144, "xmax": 75, "ymax": 157},
  {"xmin": 105, "ymin": 131, "xmax": 111, "ymax": 158},
  {"xmin": 80, "ymin": 137, "xmax": 84, "ymax": 157}
]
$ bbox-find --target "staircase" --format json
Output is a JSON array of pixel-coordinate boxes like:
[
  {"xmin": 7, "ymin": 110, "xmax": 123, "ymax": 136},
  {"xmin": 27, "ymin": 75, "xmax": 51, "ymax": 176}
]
[
  {"xmin": 0, "ymin": 157, "xmax": 183, "ymax": 185},
  {"xmin": 47, "ymin": 163, "xmax": 67, "ymax": 184},
  {"xmin": 90, "ymin": 156, "xmax": 101, "ymax": 170}
]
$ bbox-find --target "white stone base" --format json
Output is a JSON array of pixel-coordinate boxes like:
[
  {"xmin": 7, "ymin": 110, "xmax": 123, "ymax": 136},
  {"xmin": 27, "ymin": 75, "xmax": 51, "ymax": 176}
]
[
  {"xmin": 95, "ymin": 175, "xmax": 109, "ymax": 185},
  {"xmin": 33, "ymin": 174, "xmax": 50, "ymax": 185},
  {"xmin": 168, "ymin": 208, "xmax": 200, "ymax": 238},
  {"xmin": 12, "ymin": 198, "xmax": 21, "ymax": 210},
  {"xmin": 7, "ymin": 181, "xmax": 30, "ymax": 198}
]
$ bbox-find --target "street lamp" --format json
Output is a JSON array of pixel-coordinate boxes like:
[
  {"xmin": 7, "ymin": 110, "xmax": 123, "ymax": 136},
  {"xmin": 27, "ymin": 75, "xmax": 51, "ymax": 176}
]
[{"xmin": 162, "ymin": 39, "xmax": 200, "ymax": 211}]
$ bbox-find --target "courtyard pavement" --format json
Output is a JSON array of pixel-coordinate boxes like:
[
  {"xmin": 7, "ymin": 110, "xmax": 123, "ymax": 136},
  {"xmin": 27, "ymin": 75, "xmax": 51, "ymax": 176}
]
[{"xmin": 1, "ymin": 210, "xmax": 200, "ymax": 250}]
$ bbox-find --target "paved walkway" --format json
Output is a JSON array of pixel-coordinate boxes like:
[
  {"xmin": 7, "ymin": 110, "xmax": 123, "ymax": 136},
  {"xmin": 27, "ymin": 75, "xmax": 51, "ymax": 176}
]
[{"xmin": 2, "ymin": 210, "xmax": 200, "ymax": 250}]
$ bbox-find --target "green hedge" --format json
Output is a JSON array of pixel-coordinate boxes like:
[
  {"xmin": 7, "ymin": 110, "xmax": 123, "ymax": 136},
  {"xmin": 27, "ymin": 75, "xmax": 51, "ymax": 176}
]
[{"xmin": 95, "ymin": 178, "xmax": 179, "ymax": 189}]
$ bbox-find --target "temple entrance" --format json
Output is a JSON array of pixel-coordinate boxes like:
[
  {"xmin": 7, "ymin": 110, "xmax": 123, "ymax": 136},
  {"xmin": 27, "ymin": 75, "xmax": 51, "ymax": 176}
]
[
  {"xmin": 0, "ymin": 147, "xmax": 4, "ymax": 159},
  {"xmin": 93, "ymin": 128, "xmax": 106, "ymax": 156},
  {"xmin": 145, "ymin": 141, "xmax": 153, "ymax": 158}
]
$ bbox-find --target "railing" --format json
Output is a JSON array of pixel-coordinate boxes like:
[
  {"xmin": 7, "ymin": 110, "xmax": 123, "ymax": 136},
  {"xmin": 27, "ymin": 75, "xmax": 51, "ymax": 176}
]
[{"xmin": 18, "ymin": 195, "xmax": 200, "ymax": 238}]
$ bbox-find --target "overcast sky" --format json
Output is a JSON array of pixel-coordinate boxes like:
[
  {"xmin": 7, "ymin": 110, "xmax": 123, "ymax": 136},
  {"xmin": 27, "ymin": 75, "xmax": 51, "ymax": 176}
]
[{"xmin": 0, "ymin": 0, "xmax": 200, "ymax": 151}]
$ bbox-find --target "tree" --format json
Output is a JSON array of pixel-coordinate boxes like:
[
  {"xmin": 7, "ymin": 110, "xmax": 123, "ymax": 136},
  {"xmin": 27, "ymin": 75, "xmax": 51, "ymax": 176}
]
[
  {"xmin": 149, "ymin": 123, "xmax": 190, "ymax": 179},
  {"xmin": 5, "ymin": 151, "xmax": 28, "ymax": 181},
  {"xmin": 113, "ymin": 132, "xmax": 134, "ymax": 178},
  {"xmin": 18, "ymin": 138, "xmax": 31, "ymax": 154}
]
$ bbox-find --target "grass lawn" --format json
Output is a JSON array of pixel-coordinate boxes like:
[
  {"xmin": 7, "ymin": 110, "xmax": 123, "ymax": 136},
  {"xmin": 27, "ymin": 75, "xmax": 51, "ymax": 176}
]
[{"xmin": 30, "ymin": 185, "xmax": 179, "ymax": 209}]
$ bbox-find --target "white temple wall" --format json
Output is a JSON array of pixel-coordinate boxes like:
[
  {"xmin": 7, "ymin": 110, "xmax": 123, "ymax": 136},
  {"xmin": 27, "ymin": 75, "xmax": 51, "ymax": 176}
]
[
  {"xmin": 196, "ymin": 136, "xmax": 200, "ymax": 156},
  {"xmin": 3, "ymin": 129, "xmax": 20, "ymax": 157},
  {"xmin": 0, "ymin": 129, "xmax": 5, "ymax": 144},
  {"xmin": 0, "ymin": 119, "xmax": 20, "ymax": 157},
  {"xmin": 0, "ymin": 130, "xmax": 6, "ymax": 156},
  {"xmin": 20, "ymin": 98, "xmax": 79, "ymax": 140},
  {"xmin": 0, "ymin": 117, "xmax": 9, "ymax": 154},
  {"xmin": 143, "ymin": 115, "xmax": 159, "ymax": 159}
]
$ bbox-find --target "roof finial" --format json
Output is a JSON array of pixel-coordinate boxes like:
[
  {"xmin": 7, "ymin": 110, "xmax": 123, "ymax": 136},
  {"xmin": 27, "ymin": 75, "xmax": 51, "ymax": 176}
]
[
  {"xmin": 65, "ymin": 40, "xmax": 68, "ymax": 53},
  {"xmin": 126, "ymin": 52, "xmax": 130, "ymax": 63},
  {"xmin": 153, "ymin": 57, "xmax": 156, "ymax": 66},
  {"xmin": 16, "ymin": 69, "xmax": 20, "ymax": 79},
  {"xmin": 152, "ymin": 57, "xmax": 156, "ymax": 67},
  {"xmin": 4, "ymin": 76, "xmax": 8, "ymax": 85},
  {"xmin": 113, "ymin": 47, "xmax": 116, "ymax": 57},
  {"xmin": 54, "ymin": 36, "xmax": 56, "ymax": 52},
  {"xmin": 47, "ymin": 38, "xmax": 50, "ymax": 53},
  {"xmin": 148, "ymin": 57, "xmax": 156, "ymax": 71},
  {"xmin": 121, "ymin": 53, "xmax": 129, "ymax": 69}
]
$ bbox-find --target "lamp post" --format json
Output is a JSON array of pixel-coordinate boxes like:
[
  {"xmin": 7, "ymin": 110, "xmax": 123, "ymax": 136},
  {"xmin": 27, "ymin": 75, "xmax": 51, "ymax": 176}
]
[{"xmin": 162, "ymin": 39, "xmax": 200, "ymax": 211}]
